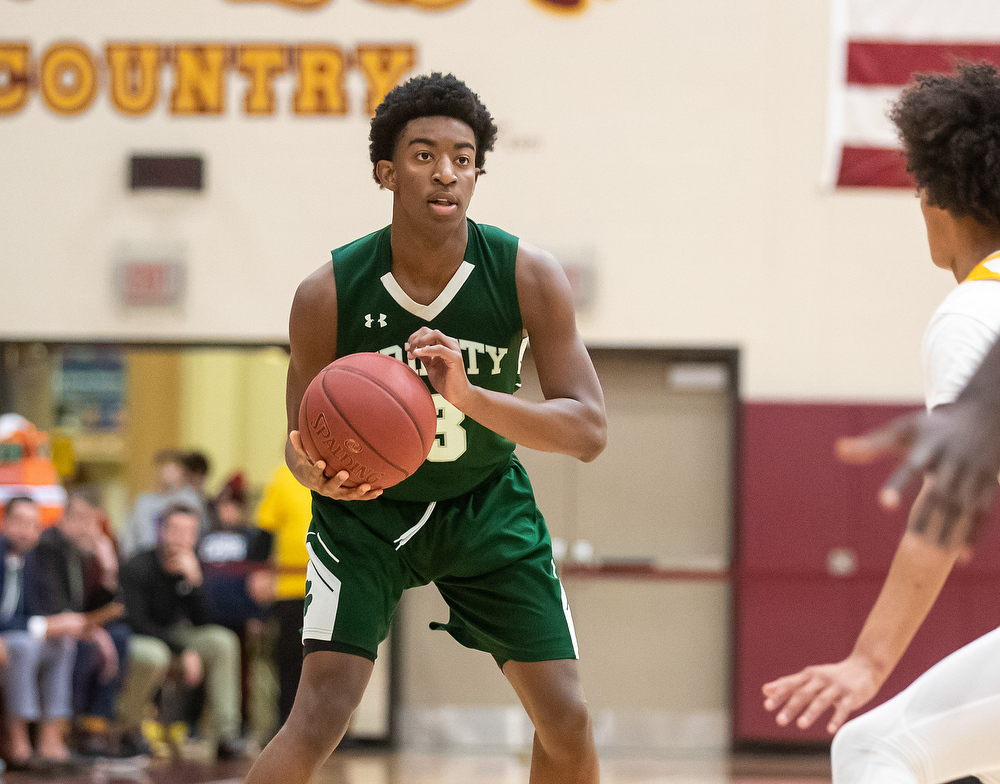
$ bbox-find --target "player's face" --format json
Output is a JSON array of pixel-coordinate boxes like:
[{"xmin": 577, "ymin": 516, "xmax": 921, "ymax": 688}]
[
  {"xmin": 381, "ymin": 116, "xmax": 479, "ymax": 226},
  {"xmin": 920, "ymin": 189, "xmax": 958, "ymax": 272}
]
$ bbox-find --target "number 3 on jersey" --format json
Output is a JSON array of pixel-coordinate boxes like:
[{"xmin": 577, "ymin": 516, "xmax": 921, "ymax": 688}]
[{"xmin": 427, "ymin": 393, "xmax": 467, "ymax": 462}]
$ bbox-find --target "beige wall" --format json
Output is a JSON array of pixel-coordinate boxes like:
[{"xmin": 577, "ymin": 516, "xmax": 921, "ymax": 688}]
[{"xmin": 3, "ymin": 0, "xmax": 945, "ymax": 401}]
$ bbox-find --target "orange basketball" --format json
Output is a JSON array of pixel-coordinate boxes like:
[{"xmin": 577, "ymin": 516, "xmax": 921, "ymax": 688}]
[{"xmin": 298, "ymin": 352, "xmax": 437, "ymax": 490}]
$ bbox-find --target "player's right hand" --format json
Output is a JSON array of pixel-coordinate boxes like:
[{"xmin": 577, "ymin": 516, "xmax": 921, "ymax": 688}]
[
  {"xmin": 288, "ymin": 430, "xmax": 383, "ymax": 501},
  {"xmin": 762, "ymin": 656, "xmax": 882, "ymax": 735}
]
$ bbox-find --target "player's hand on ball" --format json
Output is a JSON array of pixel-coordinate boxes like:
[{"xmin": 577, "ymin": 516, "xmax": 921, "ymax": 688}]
[
  {"xmin": 762, "ymin": 656, "xmax": 882, "ymax": 735},
  {"xmin": 406, "ymin": 328, "xmax": 471, "ymax": 407},
  {"xmin": 288, "ymin": 430, "xmax": 383, "ymax": 501}
]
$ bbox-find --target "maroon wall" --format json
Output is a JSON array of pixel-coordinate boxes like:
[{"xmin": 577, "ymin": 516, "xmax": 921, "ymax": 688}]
[{"xmin": 734, "ymin": 401, "xmax": 1000, "ymax": 745}]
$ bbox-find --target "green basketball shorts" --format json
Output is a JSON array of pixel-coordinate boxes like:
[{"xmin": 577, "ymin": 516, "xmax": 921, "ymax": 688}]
[{"xmin": 301, "ymin": 455, "xmax": 579, "ymax": 667}]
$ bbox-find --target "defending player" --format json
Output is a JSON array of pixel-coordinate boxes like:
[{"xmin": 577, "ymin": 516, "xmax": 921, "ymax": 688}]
[
  {"xmin": 245, "ymin": 73, "xmax": 606, "ymax": 784},
  {"xmin": 762, "ymin": 63, "xmax": 1000, "ymax": 783}
]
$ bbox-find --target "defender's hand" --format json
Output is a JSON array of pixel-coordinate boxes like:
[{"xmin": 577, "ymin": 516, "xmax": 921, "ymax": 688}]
[
  {"xmin": 837, "ymin": 406, "xmax": 1000, "ymax": 547},
  {"xmin": 288, "ymin": 430, "xmax": 383, "ymax": 501},
  {"xmin": 762, "ymin": 656, "xmax": 882, "ymax": 735},
  {"xmin": 406, "ymin": 327, "xmax": 471, "ymax": 407}
]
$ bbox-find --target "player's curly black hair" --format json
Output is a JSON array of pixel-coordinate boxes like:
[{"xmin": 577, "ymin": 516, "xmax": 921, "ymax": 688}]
[
  {"xmin": 890, "ymin": 61, "xmax": 1000, "ymax": 227},
  {"xmin": 369, "ymin": 72, "xmax": 498, "ymax": 184}
]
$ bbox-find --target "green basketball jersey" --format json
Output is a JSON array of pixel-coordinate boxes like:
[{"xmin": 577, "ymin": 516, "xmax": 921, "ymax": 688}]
[{"xmin": 329, "ymin": 218, "xmax": 524, "ymax": 502}]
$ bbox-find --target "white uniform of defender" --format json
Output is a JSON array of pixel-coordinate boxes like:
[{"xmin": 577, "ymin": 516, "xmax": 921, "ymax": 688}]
[{"xmin": 832, "ymin": 270, "xmax": 1000, "ymax": 784}]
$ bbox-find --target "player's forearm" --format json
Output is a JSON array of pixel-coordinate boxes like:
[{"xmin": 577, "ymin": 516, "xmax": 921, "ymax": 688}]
[
  {"xmin": 849, "ymin": 531, "xmax": 959, "ymax": 684},
  {"xmin": 458, "ymin": 385, "xmax": 607, "ymax": 462}
]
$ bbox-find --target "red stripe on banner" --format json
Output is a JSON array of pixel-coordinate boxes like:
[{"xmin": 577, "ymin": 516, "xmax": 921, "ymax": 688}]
[
  {"xmin": 837, "ymin": 145, "xmax": 914, "ymax": 188},
  {"xmin": 847, "ymin": 42, "xmax": 1000, "ymax": 86}
]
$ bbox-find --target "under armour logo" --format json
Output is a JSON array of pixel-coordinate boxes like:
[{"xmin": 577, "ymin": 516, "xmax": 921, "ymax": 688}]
[{"xmin": 365, "ymin": 313, "xmax": 387, "ymax": 328}]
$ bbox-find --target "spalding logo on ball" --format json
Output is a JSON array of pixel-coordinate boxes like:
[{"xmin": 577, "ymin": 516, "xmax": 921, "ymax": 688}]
[{"xmin": 298, "ymin": 352, "xmax": 437, "ymax": 490}]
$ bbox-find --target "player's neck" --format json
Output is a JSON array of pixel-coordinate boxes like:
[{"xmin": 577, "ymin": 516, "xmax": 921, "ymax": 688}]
[
  {"xmin": 951, "ymin": 235, "xmax": 1000, "ymax": 282},
  {"xmin": 389, "ymin": 213, "xmax": 469, "ymax": 301}
]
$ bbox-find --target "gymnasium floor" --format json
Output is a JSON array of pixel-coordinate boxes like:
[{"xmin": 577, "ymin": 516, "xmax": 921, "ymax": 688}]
[{"xmin": 0, "ymin": 749, "xmax": 832, "ymax": 783}]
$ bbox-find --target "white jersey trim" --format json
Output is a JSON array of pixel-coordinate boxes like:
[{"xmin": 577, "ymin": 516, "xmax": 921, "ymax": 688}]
[
  {"xmin": 380, "ymin": 261, "xmax": 475, "ymax": 322},
  {"xmin": 302, "ymin": 540, "xmax": 343, "ymax": 643},
  {"xmin": 559, "ymin": 578, "xmax": 580, "ymax": 660}
]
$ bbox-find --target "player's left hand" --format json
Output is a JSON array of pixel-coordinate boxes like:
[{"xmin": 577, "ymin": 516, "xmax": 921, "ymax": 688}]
[
  {"xmin": 762, "ymin": 656, "xmax": 882, "ymax": 735},
  {"xmin": 406, "ymin": 327, "xmax": 471, "ymax": 407}
]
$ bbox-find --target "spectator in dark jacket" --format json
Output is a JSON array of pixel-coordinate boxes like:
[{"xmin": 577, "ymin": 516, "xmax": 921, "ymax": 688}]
[
  {"xmin": 0, "ymin": 496, "xmax": 84, "ymax": 770},
  {"xmin": 34, "ymin": 487, "xmax": 131, "ymax": 756},
  {"xmin": 117, "ymin": 502, "xmax": 245, "ymax": 760}
]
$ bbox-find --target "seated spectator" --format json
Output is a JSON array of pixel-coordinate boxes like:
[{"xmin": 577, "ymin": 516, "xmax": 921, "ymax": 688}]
[
  {"xmin": 0, "ymin": 496, "xmax": 86, "ymax": 772},
  {"xmin": 117, "ymin": 503, "xmax": 246, "ymax": 761},
  {"xmin": 119, "ymin": 450, "xmax": 206, "ymax": 558},
  {"xmin": 199, "ymin": 473, "xmax": 275, "ymax": 741},
  {"xmin": 199, "ymin": 473, "xmax": 273, "ymax": 636},
  {"xmin": 33, "ymin": 487, "xmax": 132, "ymax": 758}
]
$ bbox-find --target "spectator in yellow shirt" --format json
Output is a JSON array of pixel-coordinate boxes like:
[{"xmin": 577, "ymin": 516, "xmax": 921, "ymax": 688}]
[{"xmin": 255, "ymin": 464, "xmax": 311, "ymax": 726}]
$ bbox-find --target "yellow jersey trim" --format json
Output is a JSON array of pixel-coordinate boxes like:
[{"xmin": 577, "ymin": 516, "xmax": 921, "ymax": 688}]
[{"xmin": 964, "ymin": 251, "xmax": 1000, "ymax": 282}]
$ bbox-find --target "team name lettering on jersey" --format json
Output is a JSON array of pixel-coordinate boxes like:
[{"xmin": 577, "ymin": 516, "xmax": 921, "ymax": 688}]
[{"xmin": 377, "ymin": 341, "xmax": 508, "ymax": 376}]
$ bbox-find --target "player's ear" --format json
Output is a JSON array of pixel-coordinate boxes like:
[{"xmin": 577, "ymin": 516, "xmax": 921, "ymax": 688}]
[{"xmin": 376, "ymin": 160, "xmax": 396, "ymax": 191}]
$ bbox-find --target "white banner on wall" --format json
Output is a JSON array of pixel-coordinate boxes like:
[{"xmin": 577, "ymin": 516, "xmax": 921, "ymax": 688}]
[{"xmin": 827, "ymin": 0, "xmax": 1000, "ymax": 188}]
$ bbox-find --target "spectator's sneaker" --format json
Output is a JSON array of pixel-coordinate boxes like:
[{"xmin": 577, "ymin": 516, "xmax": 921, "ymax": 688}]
[
  {"xmin": 140, "ymin": 720, "xmax": 172, "ymax": 759},
  {"xmin": 114, "ymin": 729, "xmax": 152, "ymax": 760},
  {"xmin": 73, "ymin": 717, "xmax": 112, "ymax": 757},
  {"xmin": 76, "ymin": 730, "xmax": 114, "ymax": 758},
  {"xmin": 3, "ymin": 756, "xmax": 32, "ymax": 772},
  {"xmin": 34, "ymin": 755, "xmax": 87, "ymax": 776}
]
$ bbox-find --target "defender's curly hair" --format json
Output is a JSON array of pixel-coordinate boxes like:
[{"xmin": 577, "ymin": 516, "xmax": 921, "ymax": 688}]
[
  {"xmin": 369, "ymin": 72, "xmax": 498, "ymax": 184},
  {"xmin": 891, "ymin": 62, "xmax": 1000, "ymax": 226}
]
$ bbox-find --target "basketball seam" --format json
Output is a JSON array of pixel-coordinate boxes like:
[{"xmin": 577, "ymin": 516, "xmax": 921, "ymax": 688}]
[
  {"xmin": 320, "ymin": 374, "xmax": 411, "ymax": 477},
  {"xmin": 337, "ymin": 364, "xmax": 434, "ymax": 448}
]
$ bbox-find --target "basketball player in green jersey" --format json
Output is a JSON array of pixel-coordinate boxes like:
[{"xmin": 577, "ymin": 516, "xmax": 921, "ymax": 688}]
[{"xmin": 245, "ymin": 73, "xmax": 606, "ymax": 784}]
